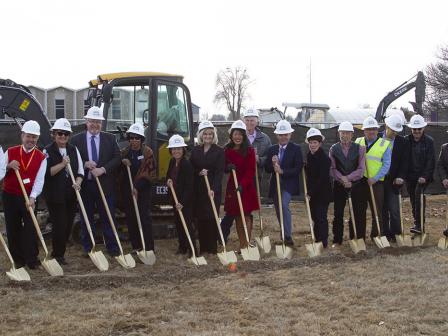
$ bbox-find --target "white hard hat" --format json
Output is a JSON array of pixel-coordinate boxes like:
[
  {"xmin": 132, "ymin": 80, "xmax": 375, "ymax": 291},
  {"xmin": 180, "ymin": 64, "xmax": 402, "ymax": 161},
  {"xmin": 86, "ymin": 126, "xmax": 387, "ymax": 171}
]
[
  {"xmin": 167, "ymin": 134, "xmax": 187, "ymax": 148},
  {"xmin": 126, "ymin": 122, "xmax": 145, "ymax": 137},
  {"xmin": 198, "ymin": 120, "xmax": 215, "ymax": 132},
  {"xmin": 84, "ymin": 106, "xmax": 105, "ymax": 120},
  {"xmin": 338, "ymin": 121, "xmax": 354, "ymax": 132},
  {"xmin": 305, "ymin": 128, "xmax": 325, "ymax": 143},
  {"xmin": 229, "ymin": 120, "xmax": 247, "ymax": 132},
  {"xmin": 407, "ymin": 114, "xmax": 427, "ymax": 128},
  {"xmin": 361, "ymin": 116, "xmax": 379, "ymax": 130},
  {"xmin": 274, "ymin": 120, "xmax": 294, "ymax": 134},
  {"xmin": 244, "ymin": 107, "xmax": 259, "ymax": 118},
  {"xmin": 51, "ymin": 118, "xmax": 72, "ymax": 132},
  {"xmin": 384, "ymin": 114, "xmax": 403, "ymax": 132},
  {"xmin": 21, "ymin": 120, "xmax": 40, "ymax": 136},
  {"xmin": 385, "ymin": 109, "xmax": 406, "ymax": 124}
]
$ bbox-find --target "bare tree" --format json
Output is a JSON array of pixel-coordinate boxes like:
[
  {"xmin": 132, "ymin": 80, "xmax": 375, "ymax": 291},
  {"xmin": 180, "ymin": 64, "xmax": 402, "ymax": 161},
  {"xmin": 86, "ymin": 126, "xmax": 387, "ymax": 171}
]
[
  {"xmin": 214, "ymin": 67, "xmax": 252, "ymax": 120},
  {"xmin": 425, "ymin": 45, "xmax": 448, "ymax": 120}
]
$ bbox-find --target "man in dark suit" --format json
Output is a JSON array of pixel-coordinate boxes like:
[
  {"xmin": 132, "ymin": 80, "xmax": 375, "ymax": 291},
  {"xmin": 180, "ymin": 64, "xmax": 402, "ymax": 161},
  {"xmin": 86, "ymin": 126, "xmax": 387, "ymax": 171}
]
[
  {"xmin": 265, "ymin": 120, "xmax": 303, "ymax": 246},
  {"xmin": 381, "ymin": 114, "xmax": 409, "ymax": 242},
  {"xmin": 71, "ymin": 106, "xmax": 121, "ymax": 256}
]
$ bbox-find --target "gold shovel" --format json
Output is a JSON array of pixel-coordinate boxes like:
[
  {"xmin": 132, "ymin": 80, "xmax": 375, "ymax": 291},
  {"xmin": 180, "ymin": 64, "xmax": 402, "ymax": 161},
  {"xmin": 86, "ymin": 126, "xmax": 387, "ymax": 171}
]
[
  {"xmin": 125, "ymin": 166, "xmax": 156, "ymax": 266},
  {"xmin": 15, "ymin": 170, "xmax": 64, "ymax": 276},
  {"xmin": 438, "ymin": 190, "xmax": 448, "ymax": 250},
  {"xmin": 254, "ymin": 166, "xmax": 271, "ymax": 253},
  {"xmin": 67, "ymin": 165, "xmax": 109, "ymax": 271},
  {"xmin": 274, "ymin": 171, "xmax": 293, "ymax": 259},
  {"xmin": 302, "ymin": 169, "xmax": 323, "ymax": 257},
  {"xmin": 369, "ymin": 183, "xmax": 390, "ymax": 248},
  {"xmin": 347, "ymin": 189, "xmax": 367, "ymax": 253},
  {"xmin": 413, "ymin": 191, "xmax": 428, "ymax": 246},
  {"xmin": 168, "ymin": 183, "xmax": 207, "ymax": 266},
  {"xmin": 204, "ymin": 175, "xmax": 237, "ymax": 265},
  {"xmin": 0, "ymin": 231, "xmax": 31, "ymax": 281},
  {"xmin": 395, "ymin": 191, "xmax": 412, "ymax": 247},
  {"xmin": 231, "ymin": 169, "xmax": 260, "ymax": 261},
  {"xmin": 95, "ymin": 176, "xmax": 136, "ymax": 269}
]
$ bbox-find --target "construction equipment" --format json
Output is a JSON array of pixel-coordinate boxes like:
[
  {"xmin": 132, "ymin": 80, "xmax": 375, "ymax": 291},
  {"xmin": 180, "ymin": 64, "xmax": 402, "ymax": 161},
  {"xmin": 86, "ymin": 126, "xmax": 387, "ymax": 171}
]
[
  {"xmin": 437, "ymin": 190, "xmax": 448, "ymax": 250},
  {"xmin": 168, "ymin": 183, "xmax": 207, "ymax": 266},
  {"xmin": 204, "ymin": 175, "xmax": 237, "ymax": 265},
  {"xmin": 231, "ymin": 169, "xmax": 260, "ymax": 261},
  {"xmin": 347, "ymin": 189, "xmax": 367, "ymax": 253},
  {"xmin": 412, "ymin": 192, "xmax": 428, "ymax": 246},
  {"xmin": 125, "ymin": 166, "xmax": 156, "ymax": 265},
  {"xmin": 0, "ymin": 231, "xmax": 31, "ymax": 281},
  {"xmin": 15, "ymin": 170, "xmax": 64, "ymax": 276},
  {"xmin": 254, "ymin": 165, "xmax": 271, "ymax": 254},
  {"xmin": 67, "ymin": 165, "xmax": 109, "ymax": 271},
  {"xmin": 369, "ymin": 184, "xmax": 390, "ymax": 248},
  {"xmin": 396, "ymin": 191, "xmax": 412, "ymax": 247},
  {"xmin": 274, "ymin": 172, "xmax": 293, "ymax": 259},
  {"xmin": 302, "ymin": 169, "xmax": 323, "ymax": 257},
  {"xmin": 95, "ymin": 176, "xmax": 136, "ymax": 269}
]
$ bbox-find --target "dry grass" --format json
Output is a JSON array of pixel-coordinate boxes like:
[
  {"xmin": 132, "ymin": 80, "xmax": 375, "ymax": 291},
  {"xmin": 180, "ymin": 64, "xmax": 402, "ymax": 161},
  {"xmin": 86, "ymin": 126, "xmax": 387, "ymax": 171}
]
[{"xmin": 1, "ymin": 196, "xmax": 448, "ymax": 335}]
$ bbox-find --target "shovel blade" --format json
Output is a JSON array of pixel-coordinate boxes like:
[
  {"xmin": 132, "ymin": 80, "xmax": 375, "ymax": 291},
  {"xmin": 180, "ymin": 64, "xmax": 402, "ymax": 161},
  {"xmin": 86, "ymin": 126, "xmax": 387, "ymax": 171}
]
[
  {"xmin": 217, "ymin": 251, "xmax": 238, "ymax": 265},
  {"xmin": 373, "ymin": 237, "xmax": 385, "ymax": 249},
  {"xmin": 395, "ymin": 234, "xmax": 405, "ymax": 247},
  {"xmin": 6, "ymin": 267, "xmax": 31, "ymax": 282},
  {"xmin": 380, "ymin": 236, "xmax": 390, "ymax": 248},
  {"xmin": 356, "ymin": 239, "xmax": 366, "ymax": 251},
  {"xmin": 189, "ymin": 256, "xmax": 207, "ymax": 266},
  {"xmin": 396, "ymin": 234, "xmax": 413, "ymax": 247},
  {"xmin": 275, "ymin": 244, "xmax": 293, "ymax": 259},
  {"xmin": 137, "ymin": 250, "xmax": 156, "ymax": 266},
  {"xmin": 305, "ymin": 242, "xmax": 323, "ymax": 258},
  {"xmin": 348, "ymin": 240, "xmax": 361, "ymax": 254},
  {"xmin": 115, "ymin": 254, "xmax": 136, "ymax": 269},
  {"xmin": 89, "ymin": 250, "xmax": 109, "ymax": 271},
  {"xmin": 42, "ymin": 258, "xmax": 64, "ymax": 276},
  {"xmin": 241, "ymin": 246, "xmax": 261, "ymax": 261},
  {"xmin": 255, "ymin": 236, "xmax": 271, "ymax": 254},
  {"xmin": 438, "ymin": 237, "xmax": 448, "ymax": 250}
]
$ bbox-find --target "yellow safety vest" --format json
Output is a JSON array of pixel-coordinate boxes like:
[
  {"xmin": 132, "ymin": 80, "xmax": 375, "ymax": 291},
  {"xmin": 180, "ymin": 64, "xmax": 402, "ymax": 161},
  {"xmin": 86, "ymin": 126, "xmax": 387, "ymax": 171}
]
[{"xmin": 355, "ymin": 137, "xmax": 391, "ymax": 181}]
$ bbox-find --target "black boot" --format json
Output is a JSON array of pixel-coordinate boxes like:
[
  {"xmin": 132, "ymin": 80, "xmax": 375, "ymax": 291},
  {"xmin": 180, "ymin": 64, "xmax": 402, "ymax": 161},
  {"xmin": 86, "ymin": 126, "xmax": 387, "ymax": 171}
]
[{"xmin": 443, "ymin": 229, "xmax": 448, "ymax": 237}]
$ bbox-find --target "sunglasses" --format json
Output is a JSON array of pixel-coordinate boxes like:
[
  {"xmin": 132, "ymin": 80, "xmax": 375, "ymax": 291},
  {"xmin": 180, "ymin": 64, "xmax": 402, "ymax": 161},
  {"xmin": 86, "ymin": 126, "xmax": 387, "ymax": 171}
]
[
  {"xmin": 412, "ymin": 128, "xmax": 423, "ymax": 131},
  {"xmin": 56, "ymin": 131, "xmax": 70, "ymax": 137}
]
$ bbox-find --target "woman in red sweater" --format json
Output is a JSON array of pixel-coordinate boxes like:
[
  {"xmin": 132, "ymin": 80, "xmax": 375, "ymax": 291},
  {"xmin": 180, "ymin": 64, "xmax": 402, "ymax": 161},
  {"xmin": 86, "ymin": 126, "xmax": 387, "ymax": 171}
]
[{"xmin": 224, "ymin": 120, "xmax": 259, "ymax": 250}]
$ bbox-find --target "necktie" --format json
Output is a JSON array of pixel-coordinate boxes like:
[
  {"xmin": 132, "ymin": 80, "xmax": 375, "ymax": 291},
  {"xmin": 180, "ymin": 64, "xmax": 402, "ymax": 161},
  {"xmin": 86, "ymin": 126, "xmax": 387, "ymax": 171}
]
[
  {"xmin": 91, "ymin": 135, "xmax": 98, "ymax": 162},
  {"xmin": 279, "ymin": 146, "xmax": 285, "ymax": 163}
]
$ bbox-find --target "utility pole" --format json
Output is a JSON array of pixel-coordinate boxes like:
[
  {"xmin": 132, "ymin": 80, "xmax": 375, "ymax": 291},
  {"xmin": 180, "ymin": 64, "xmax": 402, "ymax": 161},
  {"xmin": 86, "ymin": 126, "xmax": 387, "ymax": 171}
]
[{"xmin": 309, "ymin": 57, "xmax": 312, "ymax": 104}]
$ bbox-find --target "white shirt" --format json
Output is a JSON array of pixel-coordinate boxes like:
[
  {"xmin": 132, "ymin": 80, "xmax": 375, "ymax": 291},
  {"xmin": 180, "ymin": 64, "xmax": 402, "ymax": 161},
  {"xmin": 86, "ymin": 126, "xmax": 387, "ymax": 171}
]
[{"xmin": 4, "ymin": 146, "xmax": 47, "ymax": 199}]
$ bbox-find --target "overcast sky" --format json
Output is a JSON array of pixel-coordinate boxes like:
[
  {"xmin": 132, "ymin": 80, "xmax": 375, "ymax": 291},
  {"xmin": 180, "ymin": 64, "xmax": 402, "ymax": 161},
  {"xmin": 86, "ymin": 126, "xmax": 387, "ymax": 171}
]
[{"xmin": 2, "ymin": 0, "xmax": 448, "ymax": 117}]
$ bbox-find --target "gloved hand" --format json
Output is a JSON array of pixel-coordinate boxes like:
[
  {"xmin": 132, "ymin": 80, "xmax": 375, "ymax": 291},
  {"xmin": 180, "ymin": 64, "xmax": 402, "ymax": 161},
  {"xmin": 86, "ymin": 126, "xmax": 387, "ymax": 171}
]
[
  {"xmin": 227, "ymin": 164, "xmax": 236, "ymax": 171},
  {"xmin": 236, "ymin": 185, "xmax": 243, "ymax": 194}
]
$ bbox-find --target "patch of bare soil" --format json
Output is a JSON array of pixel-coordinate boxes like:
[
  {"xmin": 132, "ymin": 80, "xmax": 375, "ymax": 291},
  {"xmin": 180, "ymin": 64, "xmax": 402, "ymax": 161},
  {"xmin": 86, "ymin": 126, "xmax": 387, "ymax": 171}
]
[{"xmin": 1, "ymin": 196, "xmax": 448, "ymax": 335}]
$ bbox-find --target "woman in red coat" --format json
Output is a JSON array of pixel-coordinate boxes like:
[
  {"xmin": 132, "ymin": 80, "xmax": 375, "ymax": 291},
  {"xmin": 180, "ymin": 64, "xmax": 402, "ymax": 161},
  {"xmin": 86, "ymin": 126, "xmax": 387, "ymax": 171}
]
[{"xmin": 224, "ymin": 120, "xmax": 259, "ymax": 250}]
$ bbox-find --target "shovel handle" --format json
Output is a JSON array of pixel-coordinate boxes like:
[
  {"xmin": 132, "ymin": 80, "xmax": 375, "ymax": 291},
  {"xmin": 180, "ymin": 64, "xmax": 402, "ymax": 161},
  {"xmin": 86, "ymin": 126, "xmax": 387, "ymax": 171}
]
[
  {"xmin": 254, "ymin": 165, "xmax": 264, "ymax": 232},
  {"xmin": 347, "ymin": 191, "xmax": 359, "ymax": 239},
  {"xmin": 0, "ymin": 229, "xmax": 16, "ymax": 269},
  {"xmin": 398, "ymin": 191, "xmax": 405, "ymax": 235},
  {"xmin": 204, "ymin": 175, "xmax": 228, "ymax": 252},
  {"xmin": 168, "ymin": 183, "xmax": 198, "ymax": 259},
  {"xmin": 231, "ymin": 169, "xmax": 251, "ymax": 244},
  {"xmin": 66, "ymin": 164, "xmax": 97, "ymax": 249},
  {"xmin": 368, "ymin": 183, "xmax": 382, "ymax": 236},
  {"xmin": 14, "ymin": 170, "xmax": 49, "ymax": 256},
  {"xmin": 420, "ymin": 191, "xmax": 425, "ymax": 233},
  {"xmin": 94, "ymin": 175, "xmax": 124, "ymax": 255},
  {"xmin": 274, "ymin": 171, "xmax": 288, "ymax": 244},
  {"xmin": 125, "ymin": 165, "xmax": 146, "ymax": 252},
  {"xmin": 301, "ymin": 169, "xmax": 317, "ymax": 241}
]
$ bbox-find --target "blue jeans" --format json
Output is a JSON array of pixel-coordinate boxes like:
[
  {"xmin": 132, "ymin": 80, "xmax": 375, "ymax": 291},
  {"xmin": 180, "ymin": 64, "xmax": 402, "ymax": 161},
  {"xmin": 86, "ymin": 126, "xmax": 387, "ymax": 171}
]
[
  {"xmin": 273, "ymin": 190, "xmax": 292, "ymax": 240},
  {"xmin": 80, "ymin": 181, "xmax": 119, "ymax": 254}
]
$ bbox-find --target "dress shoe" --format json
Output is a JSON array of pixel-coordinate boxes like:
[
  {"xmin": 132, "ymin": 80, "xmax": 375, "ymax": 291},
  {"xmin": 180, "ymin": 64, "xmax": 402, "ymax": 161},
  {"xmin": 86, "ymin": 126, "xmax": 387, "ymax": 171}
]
[
  {"xmin": 27, "ymin": 260, "xmax": 41, "ymax": 270},
  {"xmin": 444, "ymin": 229, "xmax": 448, "ymax": 237},
  {"xmin": 410, "ymin": 226, "xmax": 422, "ymax": 234},
  {"xmin": 55, "ymin": 257, "xmax": 68, "ymax": 265},
  {"xmin": 284, "ymin": 237, "xmax": 294, "ymax": 247},
  {"xmin": 108, "ymin": 250, "xmax": 120, "ymax": 258}
]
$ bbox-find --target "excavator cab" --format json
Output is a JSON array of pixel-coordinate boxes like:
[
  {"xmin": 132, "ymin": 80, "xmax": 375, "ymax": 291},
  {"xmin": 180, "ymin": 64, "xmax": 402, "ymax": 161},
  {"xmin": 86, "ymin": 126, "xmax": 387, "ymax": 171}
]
[{"xmin": 88, "ymin": 72, "xmax": 194, "ymax": 207}]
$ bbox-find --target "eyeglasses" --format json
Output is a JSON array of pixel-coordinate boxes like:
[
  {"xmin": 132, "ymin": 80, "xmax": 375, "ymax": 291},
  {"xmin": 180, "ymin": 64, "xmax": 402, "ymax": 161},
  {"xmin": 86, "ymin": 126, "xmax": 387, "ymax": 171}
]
[
  {"xmin": 128, "ymin": 136, "xmax": 141, "ymax": 140},
  {"xmin": 56, "ymin": 131, "xmax": 70, "ymax": 137}
]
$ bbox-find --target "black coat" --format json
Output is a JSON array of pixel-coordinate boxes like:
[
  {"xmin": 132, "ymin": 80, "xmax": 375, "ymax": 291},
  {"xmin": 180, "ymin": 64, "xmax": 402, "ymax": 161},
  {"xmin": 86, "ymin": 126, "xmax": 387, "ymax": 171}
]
[
  {"xmin": 379, "ymin": 132, "xmax": 409, "ymax": 182},
  {"xmin": 437, "ymin": 143, "xmax": 448, "ymax": 182},
  {"xmin": 166, "ymin": 157, "xmax": 194, "ymax": 223},
  {"xmin": 43, "ymin": 142, "xmax": 82, "ymax": 203},
  {"xmin": 305, "ymin": 147, "xmax": 332, "ymax": 204},
  {"xmin": 71, "ymin": 131, "xmax": 121, "ymax": 195},
  {"xmin": 405, "ymin": 133, "xmax": 435, "ymax": 183},
  {"xmin": 190, "ymin": 144, "xmax": 224, "ymax": 221}
]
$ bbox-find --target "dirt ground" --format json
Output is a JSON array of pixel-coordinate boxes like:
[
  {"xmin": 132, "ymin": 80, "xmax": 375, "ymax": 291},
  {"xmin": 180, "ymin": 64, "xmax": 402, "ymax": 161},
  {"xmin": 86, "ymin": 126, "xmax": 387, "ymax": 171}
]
[{"xmin": 1, "ymin": 195, "xmax": 448, "ymax": 336}]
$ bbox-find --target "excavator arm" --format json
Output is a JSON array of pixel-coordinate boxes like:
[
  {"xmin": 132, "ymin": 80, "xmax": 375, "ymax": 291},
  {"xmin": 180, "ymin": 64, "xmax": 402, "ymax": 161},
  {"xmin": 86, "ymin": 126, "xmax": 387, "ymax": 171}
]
[
  {"xmin": 375, "ymin": 71, "xmax": 426, "ymax": 122},
  {"xmin": 0, "ymin": 79, "xmax": 52, "ymax": 146}
]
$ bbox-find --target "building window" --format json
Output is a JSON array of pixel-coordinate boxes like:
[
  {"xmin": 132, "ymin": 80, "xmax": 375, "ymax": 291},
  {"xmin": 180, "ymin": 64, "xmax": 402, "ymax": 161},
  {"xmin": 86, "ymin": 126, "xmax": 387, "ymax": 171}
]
[
  {"xmin": 84, "ymin": 99, "xmax": 90, "ymax": 115},
  {"xmin": 55, "ymin": 99, "xmax": 65, "ymax": 118}
]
